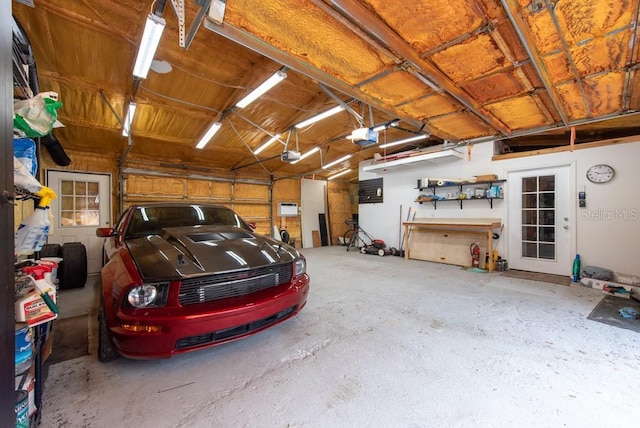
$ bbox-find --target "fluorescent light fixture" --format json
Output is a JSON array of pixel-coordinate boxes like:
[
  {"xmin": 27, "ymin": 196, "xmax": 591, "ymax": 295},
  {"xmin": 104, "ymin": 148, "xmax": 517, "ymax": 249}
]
[
  {"xmin": 195, "ymin": 122, "xmax": 222, "ymax": 149},
  {"xmin": 236, "ymin": 70, "xmax": 287, "ymax": 108},
  {"xmin": 379, "ymin": 134, "xmax": 429, "ymax": 149},
  {"xmin": 291, "ymin": 146, "xmax": 320, "ymax": 164},
  {"xmin": 328, "ymin": 169, "xmax": 351, "ymax": 180},
  {"xmin": 322, "ymin": 154, "xmax": 352, "ymax": 170},
  {"xmin": 254, "ymin": 133, "xmax": 281, "ymax": 155},
  {"xmin": 122, "ymin": 102, "xmax": 137, "ymax": 137},
  {"xmin": 295, "ymin": 105, "xmax": 344, "ymax": 129},
  {"xmin": 133, "ymin": 14, "xmax": 166, "ymax": 79}
]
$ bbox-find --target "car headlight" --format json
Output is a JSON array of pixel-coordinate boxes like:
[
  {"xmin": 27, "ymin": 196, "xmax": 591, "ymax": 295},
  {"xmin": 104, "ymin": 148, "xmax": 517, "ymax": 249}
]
[
  {"xmin": 125, "ymin": 282, "xmax": 169, "ymax": 308},
  {"xmin": 294, "ymin": 257, "xmax": 306, "ymax": 277}
]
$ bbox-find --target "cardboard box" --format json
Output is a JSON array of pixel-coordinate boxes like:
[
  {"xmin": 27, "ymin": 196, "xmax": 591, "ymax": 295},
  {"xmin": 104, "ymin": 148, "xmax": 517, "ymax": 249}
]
[
  {"xmin": 580, "ymin": 277, "xmax": 634, "ymax": 299},
  {"xmin": 474, "ymin": 174, "xmax": 498, "ymax": 182}
]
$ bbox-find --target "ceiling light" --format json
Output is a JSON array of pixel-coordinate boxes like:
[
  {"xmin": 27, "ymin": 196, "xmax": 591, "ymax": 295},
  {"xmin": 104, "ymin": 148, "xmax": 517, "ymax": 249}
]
[
  {"xmin": 122, "ymin": 102, "xmax": 137, "ymax": 137},
  {"xmin": 328, "ymin": 169, "xmax": 351, "ymax": 180},
  {"xmin": 254, "ymin": 133, "xmax": 281, "ymax": 155},
  {"xmin": 379, "ymin": 134, "xmax": 429, "ymax": 149},
  {"xmin": 195, "ymin": 122, "xmax": 222, "ymax": 149},
  {"xmin": 291, "ymin": 146, "xmax": 320, "ymax": 164},
  {"xmin": 295, "ymin": 105, "xmax": 345, "ymax": 129},
  {"xmin": 236, "ymin": 70, "xmax": 287, "ymax": 109},
  {"xmin": 322, "ymin": 154, "xmax": 352, "ymax": 169},
  {"xmin": 133, "ymin": 14, "xmax": 166, "ymax": 79}
]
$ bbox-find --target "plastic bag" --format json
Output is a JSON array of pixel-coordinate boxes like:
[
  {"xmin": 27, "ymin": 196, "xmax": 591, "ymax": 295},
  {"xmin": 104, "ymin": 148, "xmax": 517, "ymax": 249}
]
[
  {"xmin": 14, "ymin": 92, "xmax": 63, "ymax": 137},
  {"xmin": 581, "ymin": 265, "xmax": 614, "ymax": 281},
  {"xmin": 14, "ymin": 156, "xmax": 42, "ymax": 194},
  {"xmin": 13, "ymin": 137, "xmax": 37, "ymax": 176}
]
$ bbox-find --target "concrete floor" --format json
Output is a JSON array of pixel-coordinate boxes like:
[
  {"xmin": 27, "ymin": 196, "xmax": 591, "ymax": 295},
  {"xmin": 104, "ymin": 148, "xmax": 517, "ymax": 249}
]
[{"xmin": 41, "ymin": 246, "xmax": 638, "ymax": 428}]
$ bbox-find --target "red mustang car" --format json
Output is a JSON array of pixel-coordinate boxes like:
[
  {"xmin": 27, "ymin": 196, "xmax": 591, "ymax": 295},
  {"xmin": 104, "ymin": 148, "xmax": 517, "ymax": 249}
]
[{"xmin": 96, "ymin": 203, "xmax": 309, "ymax": 360}]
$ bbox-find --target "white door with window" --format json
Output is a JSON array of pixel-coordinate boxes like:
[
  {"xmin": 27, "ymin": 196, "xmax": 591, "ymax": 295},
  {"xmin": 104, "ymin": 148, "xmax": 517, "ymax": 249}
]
[
  {"xmin": 507, "ymin": 164, "xmax": 575, "ymax": 276},
  {"xmin": 47, "ymin": 171, "xmax": 111, "ymax": 274}
]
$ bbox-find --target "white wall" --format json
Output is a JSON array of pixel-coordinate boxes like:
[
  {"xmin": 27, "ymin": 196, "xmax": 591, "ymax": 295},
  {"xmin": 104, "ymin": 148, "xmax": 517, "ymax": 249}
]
[{"xmin": 358, "ymin": 140, "xmax": 640, "ymax": 276}]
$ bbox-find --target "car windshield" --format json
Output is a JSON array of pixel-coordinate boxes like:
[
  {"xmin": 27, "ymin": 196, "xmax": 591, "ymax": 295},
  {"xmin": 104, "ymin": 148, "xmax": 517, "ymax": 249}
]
[{"xmin": 125, "ymin": 205, "xmax": 249, "ymax": 238}]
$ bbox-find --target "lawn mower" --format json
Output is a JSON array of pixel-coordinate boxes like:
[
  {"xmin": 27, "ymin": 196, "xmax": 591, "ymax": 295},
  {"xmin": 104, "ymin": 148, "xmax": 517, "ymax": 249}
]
[{"xmin": 360, "ymin": 239, "xmax": 398, "ymax": 257}]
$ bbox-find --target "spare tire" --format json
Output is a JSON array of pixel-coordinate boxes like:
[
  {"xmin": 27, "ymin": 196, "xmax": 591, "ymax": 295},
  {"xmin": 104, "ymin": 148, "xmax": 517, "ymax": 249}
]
[{"xmin": 59, "ymin": 242, "xmax": 87, "ymax": 289}]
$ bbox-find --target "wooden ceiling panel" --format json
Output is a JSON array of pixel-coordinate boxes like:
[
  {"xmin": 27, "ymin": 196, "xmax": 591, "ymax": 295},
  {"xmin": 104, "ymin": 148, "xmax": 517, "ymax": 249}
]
[
  {"xmin": 398, "ymin": 94, "xmax": 461, "ymax": 119},
  {"xmin": 554, "ymin": 0, "xmax": 633, "ymax": 44},
  {"xmin": 556, "ymin": 82, "xmax": 590, "ymax": 120},
  {"xmin": 429, "ymin": 112, "xmax": 496, "ymax": 140},
  {"xmin": 461, "ymin": 69, "xmax": 528, "ymax": 104},
  {"xmin": 484, "ymin": 95, "xmax": 552, "ymax": 130},
  {"xmin": 542, "ymin": 52, "xmax": 573, "ymax": 84},
  {"xmin": 359, "ymin": 70, "xmax": 431, "ymax": 106},
  {"xmin": 583, "ymin": 72, "xmax": 625, "ymax": 116},
  {"xmin": 429, "ymin": 34, "xmax": 510, "ymax": 83},
  {"xmin": 361, "ymin": 0, "xmax": 485, "ymax": 55},
  {"xmin": 224, "ymin": 0, "xmax": 396, "ymax": 84},
  {"xmin": 629, "ymin": 70, "xmax": 640, "ymax": 111},
  {"xmin": 570, "ymin": 31, "xmax": 631, "ymax": 77}
]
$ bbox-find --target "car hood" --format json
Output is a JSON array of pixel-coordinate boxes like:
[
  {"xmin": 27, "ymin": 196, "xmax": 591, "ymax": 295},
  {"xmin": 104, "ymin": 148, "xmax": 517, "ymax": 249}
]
[{"xmin": 126, "ymin": 225, "xmax": 300, "ymax": 282}]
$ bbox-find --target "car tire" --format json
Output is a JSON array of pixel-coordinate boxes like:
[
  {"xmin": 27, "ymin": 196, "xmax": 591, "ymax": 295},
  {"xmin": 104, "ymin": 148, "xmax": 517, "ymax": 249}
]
[
  {"xmin": 59, "ymin": 242, "xmax": 87, "ymax": 289},
  {"xmin": 98, "ymin": 298, "xmax": 119, "ymax": 362},
  {"xmin": 39, "ymin": 243, "xmax": 61, "ymax": 258}
]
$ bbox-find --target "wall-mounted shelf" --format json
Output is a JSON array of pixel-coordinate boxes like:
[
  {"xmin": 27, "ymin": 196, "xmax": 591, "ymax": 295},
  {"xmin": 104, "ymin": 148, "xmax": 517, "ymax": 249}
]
[
  {"xmin": 363, "ymin": 148, "xmax": 464, "ymax": 174},
  {"xmin": 415, "ymin": 179, "xmax": 505, "ymax": 210}
]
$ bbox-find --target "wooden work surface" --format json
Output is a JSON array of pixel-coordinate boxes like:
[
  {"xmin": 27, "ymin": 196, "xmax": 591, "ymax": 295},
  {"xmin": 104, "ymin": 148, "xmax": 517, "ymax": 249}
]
[{"xmin": 403, "ymin": 218, "xmax": 502, "ymax": 271}]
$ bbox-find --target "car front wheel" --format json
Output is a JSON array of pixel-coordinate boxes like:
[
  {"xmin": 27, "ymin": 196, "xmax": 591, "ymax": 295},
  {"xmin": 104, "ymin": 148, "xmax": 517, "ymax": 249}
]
[{"xmin": 98, "ymin": 297, "xmax": 119, "ymax": 362}]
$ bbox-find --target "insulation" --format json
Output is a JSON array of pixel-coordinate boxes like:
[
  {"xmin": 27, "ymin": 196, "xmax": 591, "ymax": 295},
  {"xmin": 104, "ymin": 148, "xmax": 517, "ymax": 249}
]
[{"xmin": 11, "ymin": 0, "xmax": 640, "ymax": 184}]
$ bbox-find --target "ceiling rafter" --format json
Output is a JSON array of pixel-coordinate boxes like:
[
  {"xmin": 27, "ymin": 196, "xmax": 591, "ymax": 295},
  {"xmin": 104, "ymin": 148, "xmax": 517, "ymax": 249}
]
[
  {"xmin": 202, "ymin": 18, "xmax": 425, "ymax": 133},
  {"xmin": 327, "ymin": 0, "xmax": 511, "ymax": 137},
  {"xmin": 501, "ymin": 0, "xmax": 569, "ymax": 125},
  {"xmin": 542, "ymin": 0, "xmax": 592, "ymax": 118}
]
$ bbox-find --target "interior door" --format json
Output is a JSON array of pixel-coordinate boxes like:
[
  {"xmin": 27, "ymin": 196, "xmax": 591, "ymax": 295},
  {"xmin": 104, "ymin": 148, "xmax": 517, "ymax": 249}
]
[
  {"xmin": 507, "ymin": 165, "xmax": 574, "ymax": 275},
  {"xmin": 47, "ymin": 171, "xmax": 111, "ymax": 274}
]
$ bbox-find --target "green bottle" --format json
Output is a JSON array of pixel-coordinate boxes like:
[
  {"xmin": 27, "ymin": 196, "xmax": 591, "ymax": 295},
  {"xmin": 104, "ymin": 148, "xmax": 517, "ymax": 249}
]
[{"xmin": 572, "ymin": 254, "xmax": 581, "ymax": 282}]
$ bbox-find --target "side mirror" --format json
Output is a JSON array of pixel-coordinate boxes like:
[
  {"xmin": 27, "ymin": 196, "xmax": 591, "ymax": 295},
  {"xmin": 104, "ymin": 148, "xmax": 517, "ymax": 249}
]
[
  {"xmin": 96, "ymin": 227, "xmax": 116, "ymax": 238},
  {"xmin": 247, "ymin": 222, "xmax": 257, "ymax": 231}
]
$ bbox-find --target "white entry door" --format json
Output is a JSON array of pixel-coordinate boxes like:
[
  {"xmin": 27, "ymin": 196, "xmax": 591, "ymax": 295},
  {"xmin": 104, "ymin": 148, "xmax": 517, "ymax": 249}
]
[
  {"xmin": 507, "ymin": 165, "xmax": 574, "ymax": 275},
  {"xmin": 47, "ymin": 171, "xmax": 111, "ymax": 274}
]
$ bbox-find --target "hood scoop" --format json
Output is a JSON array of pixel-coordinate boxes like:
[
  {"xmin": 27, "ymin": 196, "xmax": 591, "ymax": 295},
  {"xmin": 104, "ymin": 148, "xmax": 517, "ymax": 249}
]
[{"xmin": 187, "ymin": 230, "xmax": 254, "ymax": 243}]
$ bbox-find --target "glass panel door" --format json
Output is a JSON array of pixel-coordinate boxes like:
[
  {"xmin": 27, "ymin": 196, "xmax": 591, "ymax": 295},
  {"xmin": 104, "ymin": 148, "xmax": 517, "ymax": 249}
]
[{"xmin": 521, "ymin": 175, "xmax": 556, "ymax": 261}]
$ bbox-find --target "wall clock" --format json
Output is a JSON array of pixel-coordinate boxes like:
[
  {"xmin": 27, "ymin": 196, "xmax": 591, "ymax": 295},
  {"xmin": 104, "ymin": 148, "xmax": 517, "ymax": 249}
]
[{"xmin": 586, "ymin": 164, "xmax": 614, "ymax": 183}]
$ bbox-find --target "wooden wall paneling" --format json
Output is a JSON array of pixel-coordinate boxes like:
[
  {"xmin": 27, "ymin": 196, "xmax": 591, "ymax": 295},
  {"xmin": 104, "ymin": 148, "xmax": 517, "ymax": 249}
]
[
  {"xmin": 327, "ymin": 181, "xmax": 352, "ymax": 245},
  {"xmin": 273, "ymin": 179, "xmax": 301, "ymax": 243},
  {"xmin": 408, "ymin": 230, "xmax": 488, "ymax": 268}
]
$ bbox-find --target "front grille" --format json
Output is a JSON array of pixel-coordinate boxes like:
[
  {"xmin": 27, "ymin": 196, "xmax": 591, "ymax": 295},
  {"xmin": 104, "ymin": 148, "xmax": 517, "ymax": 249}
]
[
  {"xmin": 179, "ymin": 263, "xmax": 293, "ymax": 306},
  {"xmin": 175, "ymin": 305, "xmax": 297, "ymax": 350}
]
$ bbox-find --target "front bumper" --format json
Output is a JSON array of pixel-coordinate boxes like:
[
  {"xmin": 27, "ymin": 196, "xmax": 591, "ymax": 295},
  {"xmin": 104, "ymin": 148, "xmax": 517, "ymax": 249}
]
[{"xmin": 110, "ymin": 275, "xmax": 309, "ymax": 359}]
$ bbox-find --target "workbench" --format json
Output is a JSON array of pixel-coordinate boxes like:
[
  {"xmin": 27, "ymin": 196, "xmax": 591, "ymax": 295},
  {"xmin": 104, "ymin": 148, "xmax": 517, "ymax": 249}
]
[{"xmin": 403, "ymin": 218, "xmax": 502, "ymax": 272}]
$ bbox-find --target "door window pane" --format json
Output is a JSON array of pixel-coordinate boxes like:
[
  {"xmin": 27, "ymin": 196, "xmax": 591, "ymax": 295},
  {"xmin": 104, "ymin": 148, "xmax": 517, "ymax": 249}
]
[
  {"xmin": 522, "ymin": 194, "xmax": 537, "ymax": 208},
  {"xmin": 59, "ymin": 179, "xmax": 101, "ymax": 226},
  {"xmin": 539, "ymin": 243, "xmax": 555, "ymax": 259},
  {"xmin": 522, "ymin": 177, "xmax": 537, "ymax": 192},
  {"xmin": 522, "ymin": 210, "xmax": 537, "ymax": 225},
  {"xmin": 539, "ymin": 175, "xmax": 555, "ymax": 191},
  {"xmin": 539, "ymin": 193, "xmax": 555, "ymax": 208},
  {"xmin": 522, "ymin": 226, "xmax": 537, "ymax": 241},
  {"xmin": 522, "ymin": 242, "xmax": 537, "ymax": 258}
]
